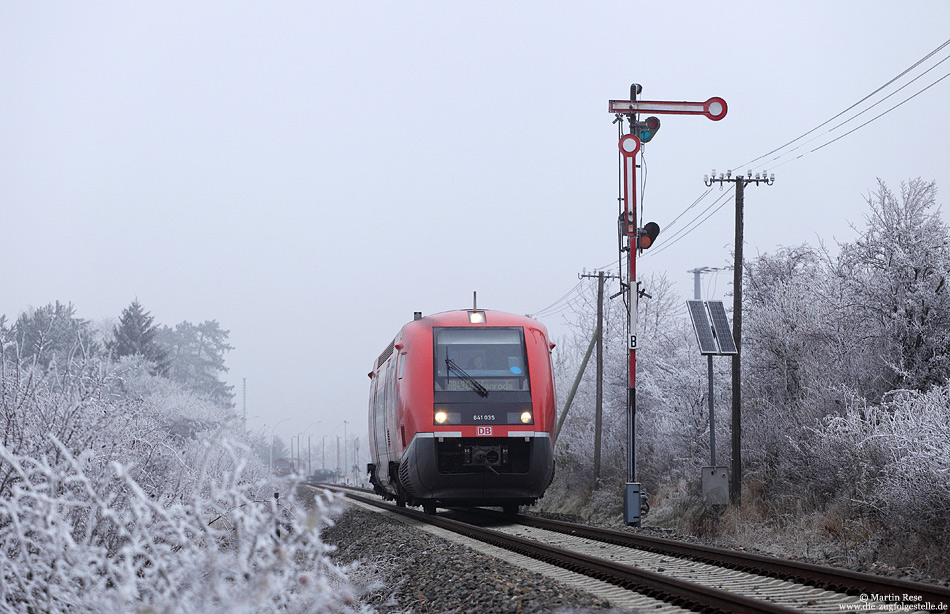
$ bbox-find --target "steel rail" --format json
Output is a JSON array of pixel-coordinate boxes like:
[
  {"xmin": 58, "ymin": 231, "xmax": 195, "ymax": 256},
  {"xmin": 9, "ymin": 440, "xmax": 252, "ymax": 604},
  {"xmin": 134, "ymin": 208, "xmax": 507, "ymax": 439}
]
[
  {"xmin": 322, "ymin": 485, "xmax": 799, "ymax": 614},
  {"xmin": 317, "ymin": 484, "xmax": 950, "ymax": 611},
  {"xmin": 488, "ymin": 510, "xmax": 950, "ymax": 608}
]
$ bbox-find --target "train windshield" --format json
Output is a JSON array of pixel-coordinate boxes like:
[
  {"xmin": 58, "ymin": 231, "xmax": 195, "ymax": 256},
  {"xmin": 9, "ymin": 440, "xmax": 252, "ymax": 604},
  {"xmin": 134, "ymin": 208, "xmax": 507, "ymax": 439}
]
[{"xmin": 433, "ymin": 327, "xmax": 530, "ymax": 396}]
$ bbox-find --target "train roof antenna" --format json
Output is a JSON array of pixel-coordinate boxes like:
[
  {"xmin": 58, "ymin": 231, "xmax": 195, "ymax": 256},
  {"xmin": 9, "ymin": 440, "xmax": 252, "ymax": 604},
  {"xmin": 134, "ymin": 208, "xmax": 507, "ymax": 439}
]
[{"xmin": 473, "ymin": 291, "xmax": 477, "ymax": 310}]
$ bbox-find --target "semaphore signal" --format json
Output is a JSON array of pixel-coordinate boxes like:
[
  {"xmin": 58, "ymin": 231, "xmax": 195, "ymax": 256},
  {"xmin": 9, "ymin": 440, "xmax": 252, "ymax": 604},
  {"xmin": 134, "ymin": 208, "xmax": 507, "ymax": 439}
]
[{"xmin": 608, "ymin": 83, "xmax": 727, "ymax": 526}]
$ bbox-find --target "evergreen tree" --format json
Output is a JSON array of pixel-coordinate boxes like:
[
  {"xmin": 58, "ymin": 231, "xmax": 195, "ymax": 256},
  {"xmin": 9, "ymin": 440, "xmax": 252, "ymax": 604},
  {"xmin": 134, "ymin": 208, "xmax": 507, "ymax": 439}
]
[
  {"xmin": 157, "ymin": 320, "xmax": 235, "ymax": 408},
  {"xmin": 110, "ymin": 299, "xmax": 169, "ymax": 373},
  {"xmin": 9, "ymin": 302, "xmax": 98, "ymax": 370}
]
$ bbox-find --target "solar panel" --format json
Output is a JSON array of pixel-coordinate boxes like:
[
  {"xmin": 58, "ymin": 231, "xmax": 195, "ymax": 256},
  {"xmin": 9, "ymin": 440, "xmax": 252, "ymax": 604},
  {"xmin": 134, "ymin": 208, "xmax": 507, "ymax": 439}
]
[
  {"xmin": 706, "ymin": 301, "xmax": 738, "ymax": 355},
  {"xmin": 687, "ymin": 300, "xmax": 719, "ymax": 355}
]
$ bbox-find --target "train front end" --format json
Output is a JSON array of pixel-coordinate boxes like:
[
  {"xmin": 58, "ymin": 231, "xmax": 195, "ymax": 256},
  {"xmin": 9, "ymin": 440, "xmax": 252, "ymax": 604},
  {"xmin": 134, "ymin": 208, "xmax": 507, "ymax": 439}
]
[{"xmin": 398, "ymin": 309, "xmax": 556, "ymax": 511}]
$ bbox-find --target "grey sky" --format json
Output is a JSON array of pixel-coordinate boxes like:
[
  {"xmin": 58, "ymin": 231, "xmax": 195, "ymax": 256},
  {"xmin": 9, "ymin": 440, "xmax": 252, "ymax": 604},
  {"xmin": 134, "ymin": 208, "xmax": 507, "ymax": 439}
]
[{"xmin": 3, "ymin": 2, "xmax": 949, "ymax": 448}]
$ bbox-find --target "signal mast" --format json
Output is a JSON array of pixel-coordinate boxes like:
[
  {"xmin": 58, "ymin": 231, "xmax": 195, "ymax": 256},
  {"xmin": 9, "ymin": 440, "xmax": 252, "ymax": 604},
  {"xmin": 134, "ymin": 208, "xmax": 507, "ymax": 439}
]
[{"xmin": 609, "ymin": 84, "xmax": 727, "ymax": 525}]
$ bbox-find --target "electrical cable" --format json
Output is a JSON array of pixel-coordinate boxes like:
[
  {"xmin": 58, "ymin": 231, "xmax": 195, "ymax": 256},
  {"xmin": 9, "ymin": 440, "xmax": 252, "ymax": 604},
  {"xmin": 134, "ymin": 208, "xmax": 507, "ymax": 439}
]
[
  {"xmin": 664, "ymin": 186, "xmax": 715, "ymax": 232},
  {"xmin": 810, "ymin": 67, "xmax": 950, "ymax": 154},
  {"xmin": 640, "ymin": 186, "xmax": 735, "ymax": 258},
  {"xmin": 733, "ymin": 37, "xmax": 950, "ymax": 171},
  {"xmin": 529, "ymin": 279, "xmax": 586, "ymax": 319},
  {"xmin": 641, "ymin": 38, "xmax": 950, "ymax": 252},
  {"xmin": 751, "ymin": 54, "xmax": 950, "ymax": 169}
]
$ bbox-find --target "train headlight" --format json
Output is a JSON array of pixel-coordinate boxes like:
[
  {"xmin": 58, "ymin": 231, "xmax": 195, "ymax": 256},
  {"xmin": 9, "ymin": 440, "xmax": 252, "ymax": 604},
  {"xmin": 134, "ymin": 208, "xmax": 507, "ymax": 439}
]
[
  {"xmin": 520, "ymin": 411, "xmax": 532, "ymax": 424},
  {"xmin": 435, "ymin": 410, "xmax": 448, "ymax": 424}
]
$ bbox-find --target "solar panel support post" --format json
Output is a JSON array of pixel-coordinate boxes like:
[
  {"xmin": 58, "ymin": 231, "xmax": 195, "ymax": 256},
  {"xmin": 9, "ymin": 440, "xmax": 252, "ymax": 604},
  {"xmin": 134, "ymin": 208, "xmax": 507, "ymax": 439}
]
[
  {"xmin": 686, "ymin": 300, "xmax": 737, "ymax": 504},
  {"xmin": 703, "ymin": 171, "xmax": 775, "ymax": 505}
]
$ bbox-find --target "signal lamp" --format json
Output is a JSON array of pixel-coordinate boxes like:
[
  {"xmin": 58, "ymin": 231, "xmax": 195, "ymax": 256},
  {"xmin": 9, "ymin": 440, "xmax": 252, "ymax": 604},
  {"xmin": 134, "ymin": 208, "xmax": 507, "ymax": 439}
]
[
  {"xmin": 636, "ymin": 116, "xmax": 661, "ymax": 143},
  {"xmin": 638, "ymin": 222, "xmax": 661, "ymax": 250}
]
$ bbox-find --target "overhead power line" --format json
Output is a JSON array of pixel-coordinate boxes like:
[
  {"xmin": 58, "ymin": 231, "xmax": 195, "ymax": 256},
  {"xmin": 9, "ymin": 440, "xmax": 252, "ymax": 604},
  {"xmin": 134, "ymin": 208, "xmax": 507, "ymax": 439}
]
[
  {"xmin": 529, "ymin": 279, "xmax": 585, "ymax": 319},
  {"xmin": 734, "ymin": 37, "xmax": 950, "ymax": 171},
  {"xmin": 646, "ymin": 37, "xmax": 950, "ymax": 255},
  {"xmin": 641, "ymin": 186, "xmax": 735, "ymax": 258},
  {"xmin": 810, "ymin": 67, "xmax": 950, "ymax": 154}
]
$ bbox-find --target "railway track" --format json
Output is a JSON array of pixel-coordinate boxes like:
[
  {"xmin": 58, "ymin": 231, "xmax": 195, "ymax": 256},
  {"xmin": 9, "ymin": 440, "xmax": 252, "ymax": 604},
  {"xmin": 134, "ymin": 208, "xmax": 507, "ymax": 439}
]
[{"xmin": 316, "ymin": 483, "xmax": 950, "ymax": 613}]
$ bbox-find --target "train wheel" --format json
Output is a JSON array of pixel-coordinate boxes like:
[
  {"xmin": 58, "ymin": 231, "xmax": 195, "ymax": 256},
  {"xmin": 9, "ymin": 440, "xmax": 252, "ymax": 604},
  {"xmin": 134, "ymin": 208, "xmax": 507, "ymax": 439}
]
[
  {"xmin": 395, "ymin": 496, "xmax": 406, "ymax": 508},
  {"xmin": 422, "ymin": 500, "xmax": 437, "ymax": 515}
]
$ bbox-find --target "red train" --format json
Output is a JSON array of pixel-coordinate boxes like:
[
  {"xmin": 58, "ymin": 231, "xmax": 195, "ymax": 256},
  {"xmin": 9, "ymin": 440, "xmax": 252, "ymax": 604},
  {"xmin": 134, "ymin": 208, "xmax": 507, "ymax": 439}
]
[{"xmin": 367, "ymin": 309, "xmax": 557, "ymax": 514}]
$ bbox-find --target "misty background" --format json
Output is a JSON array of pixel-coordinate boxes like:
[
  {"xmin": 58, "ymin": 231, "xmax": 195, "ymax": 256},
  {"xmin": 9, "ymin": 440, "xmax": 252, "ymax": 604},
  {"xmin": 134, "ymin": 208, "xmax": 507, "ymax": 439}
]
[{"xmin": 3, "ymin": 1, "xmax": 949, "ymax": 453}]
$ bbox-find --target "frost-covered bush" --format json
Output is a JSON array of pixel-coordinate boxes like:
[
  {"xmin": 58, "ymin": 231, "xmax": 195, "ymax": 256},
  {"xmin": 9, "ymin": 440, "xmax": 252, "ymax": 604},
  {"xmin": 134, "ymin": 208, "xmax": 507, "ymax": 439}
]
[
  {"xmin": 0, "ymin": 437, "xmax": 360, "ymax": 613},
  {"xmin": 1, "ymin": 329, "xmax": 362, "ymax": 611},
  {"xmin": 815, "ymin": 385, "xmax": 950, "ymax": 542}
]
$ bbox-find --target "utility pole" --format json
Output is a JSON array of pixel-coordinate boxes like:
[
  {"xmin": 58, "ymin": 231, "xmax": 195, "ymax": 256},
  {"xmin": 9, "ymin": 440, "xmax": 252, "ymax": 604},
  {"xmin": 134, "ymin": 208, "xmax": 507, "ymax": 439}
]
[
  {"xmin": 594, "ymin": 270, "xmax": 605, "ymax": 487},
  {"xmin": 704, "ymin": 170, "xmax": 775, "ymax": 505},
  {"xmin": 688, "ymin": 267, "xmax": 725, "ymax": 301},
  {"xmin": 609, "ymin": 85, "xmax": 727, "ymax": 525},
  {"xmin": 579, "ymin": 270, "xmax": 620, "ymax": 487}
]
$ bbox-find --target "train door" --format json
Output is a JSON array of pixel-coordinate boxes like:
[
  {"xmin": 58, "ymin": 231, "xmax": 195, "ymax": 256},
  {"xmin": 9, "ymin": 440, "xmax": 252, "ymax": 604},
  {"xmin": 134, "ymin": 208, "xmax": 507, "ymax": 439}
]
[
  {"xmin": 370, "ymin": 365, "xmax": 385, "ymax": 480},
  {"xmin": 373, "ymin": 358, "xmax": 398, "ymax": 484}
]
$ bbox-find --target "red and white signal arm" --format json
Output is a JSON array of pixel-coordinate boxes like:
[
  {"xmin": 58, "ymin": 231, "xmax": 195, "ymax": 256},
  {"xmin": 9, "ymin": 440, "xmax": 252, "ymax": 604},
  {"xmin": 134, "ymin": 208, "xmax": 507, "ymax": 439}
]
[{"xmin": 608, "ymin": 97, "xmax": 728, "ymax": 121}]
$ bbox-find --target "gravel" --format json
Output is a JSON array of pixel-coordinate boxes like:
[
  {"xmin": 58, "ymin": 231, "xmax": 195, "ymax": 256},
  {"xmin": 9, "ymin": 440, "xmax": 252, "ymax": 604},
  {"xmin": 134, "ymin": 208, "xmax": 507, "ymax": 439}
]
[
  {"xmin": 321, "ymin": 505, "xmax": 612, "ymax": 613},
  {"xmin": 321, "ymin": 499, "xmax": 949, "ymax": 612}
]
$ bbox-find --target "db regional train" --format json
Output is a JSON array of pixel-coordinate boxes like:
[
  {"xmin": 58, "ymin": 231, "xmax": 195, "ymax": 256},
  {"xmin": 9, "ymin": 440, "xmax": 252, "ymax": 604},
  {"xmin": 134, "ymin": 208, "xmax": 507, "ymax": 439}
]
[{"xmin": 367, "ymin": 309, "xmax": 557, "ymax": 514}]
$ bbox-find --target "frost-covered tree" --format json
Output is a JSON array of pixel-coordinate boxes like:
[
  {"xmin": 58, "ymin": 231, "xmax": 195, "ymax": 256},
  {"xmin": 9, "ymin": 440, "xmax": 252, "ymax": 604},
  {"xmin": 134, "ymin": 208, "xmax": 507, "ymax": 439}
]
[
  {"xmin": 6, "ymin": 302, "xmax": 100, "ymax": 371},
  {"xmin": 547, "ymin": 275, "xmax": 623, "ymax": 508},
  {"xmin": 109, "ymin": 299, "xmax": 169, "ymax": 374},
  {"xmin": 741, "ymin": 245, "xmax": 852, "ymax": 505},
  {"xmin": 836, "ymin": 178, "xmax": 950, "ymax": 392},
  {"xmin": 548, "ymin": 273, "xmax": 712, "ymax": 517},
  {"xmin": 634, "ymin": 272, "xmax": 716, "ymax": 488},
  {"xmin": 158, "ymin": 320, "xmax": 235, "ymax": 409}
]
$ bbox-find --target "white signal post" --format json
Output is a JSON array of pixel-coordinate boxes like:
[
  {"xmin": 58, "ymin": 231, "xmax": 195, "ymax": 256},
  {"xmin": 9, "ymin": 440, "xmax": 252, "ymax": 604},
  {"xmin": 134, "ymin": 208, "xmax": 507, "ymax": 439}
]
[{"xmin": 610, "ymin": 85, "xmax": 727, "ymax": 526}]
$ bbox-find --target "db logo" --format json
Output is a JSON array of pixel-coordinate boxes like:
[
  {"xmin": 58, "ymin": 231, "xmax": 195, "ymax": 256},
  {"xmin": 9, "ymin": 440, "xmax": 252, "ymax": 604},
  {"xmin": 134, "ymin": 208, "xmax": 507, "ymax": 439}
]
[{"xmin": 476, "ymin": 426, "xmax": 492, "ymax": 436}]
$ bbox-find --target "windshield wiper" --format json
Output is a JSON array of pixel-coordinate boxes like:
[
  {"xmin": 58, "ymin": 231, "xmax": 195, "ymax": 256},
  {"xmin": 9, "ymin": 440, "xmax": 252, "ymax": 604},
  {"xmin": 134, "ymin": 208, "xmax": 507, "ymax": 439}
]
[{"xmin": 445, "ymin": 358, "xmax": 489, "ymax": 397}]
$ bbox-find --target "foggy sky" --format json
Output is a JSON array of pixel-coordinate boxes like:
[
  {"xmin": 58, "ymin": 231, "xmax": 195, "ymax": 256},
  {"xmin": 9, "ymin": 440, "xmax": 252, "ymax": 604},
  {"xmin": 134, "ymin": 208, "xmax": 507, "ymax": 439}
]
[{"xmin": 2, "ymin": 1, "xmax": 949, "ymax": 448}]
